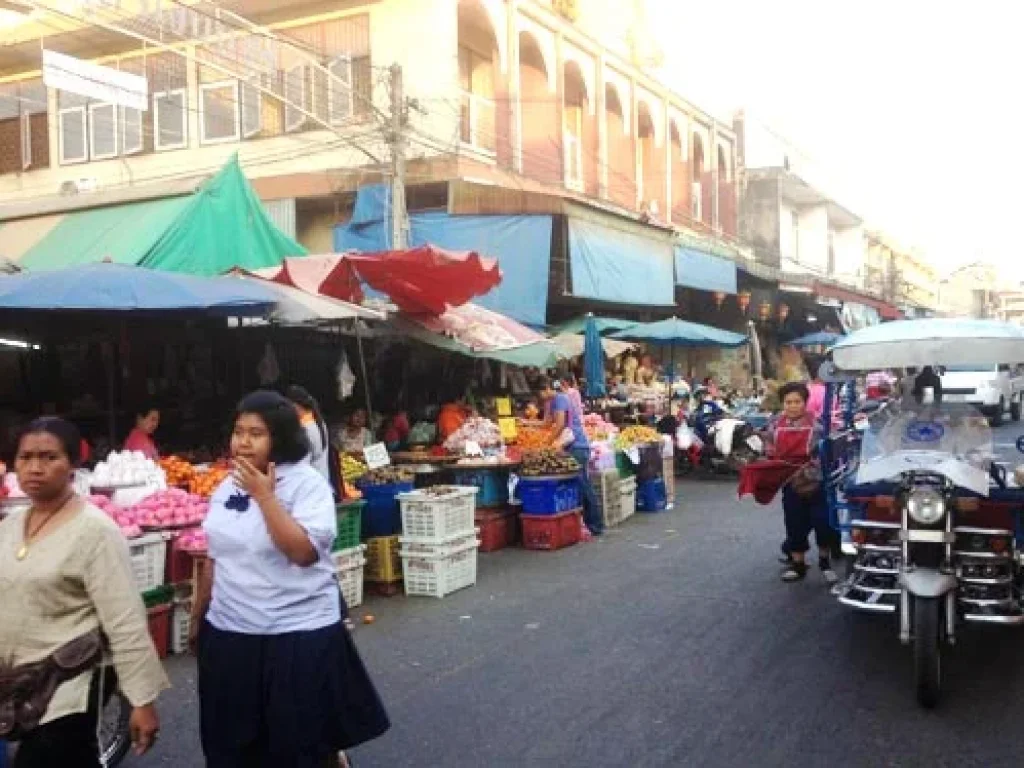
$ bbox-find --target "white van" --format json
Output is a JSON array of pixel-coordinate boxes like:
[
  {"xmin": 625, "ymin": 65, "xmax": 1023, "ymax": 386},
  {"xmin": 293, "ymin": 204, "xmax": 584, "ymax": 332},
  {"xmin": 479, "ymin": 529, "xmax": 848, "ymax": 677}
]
[{"xmin": 941, "ymin": 364, "xmax": 1024, "ymax": 425}]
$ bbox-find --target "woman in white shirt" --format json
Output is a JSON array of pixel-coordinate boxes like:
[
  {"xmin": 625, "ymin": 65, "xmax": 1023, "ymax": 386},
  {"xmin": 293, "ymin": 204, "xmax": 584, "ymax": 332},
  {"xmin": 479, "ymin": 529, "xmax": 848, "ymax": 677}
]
[{"xmin": 192, "ymin": 391, "xmax": 389, "ymax": 767}]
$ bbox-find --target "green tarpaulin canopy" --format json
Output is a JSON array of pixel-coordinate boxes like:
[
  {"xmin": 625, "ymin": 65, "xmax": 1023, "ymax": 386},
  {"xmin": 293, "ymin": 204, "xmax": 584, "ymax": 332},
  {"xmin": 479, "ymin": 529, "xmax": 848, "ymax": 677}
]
[{"xmin": 17, "ymin": 154, "xmax": 305, "ymax": 274}]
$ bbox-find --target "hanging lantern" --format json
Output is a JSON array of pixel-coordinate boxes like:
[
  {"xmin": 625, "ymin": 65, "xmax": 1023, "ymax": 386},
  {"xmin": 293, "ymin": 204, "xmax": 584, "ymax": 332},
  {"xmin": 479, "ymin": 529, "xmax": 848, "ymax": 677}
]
[
  {"xmin": 713, "ymin": 291, "xmax": 727, "ymax": 308},
  {"xmin": 738, "ymin": 291, "xmax": 752, "ymax": 312},
  {"xmin": 758, "ymin": 301, "xmax": 772, "ymax": 321}
]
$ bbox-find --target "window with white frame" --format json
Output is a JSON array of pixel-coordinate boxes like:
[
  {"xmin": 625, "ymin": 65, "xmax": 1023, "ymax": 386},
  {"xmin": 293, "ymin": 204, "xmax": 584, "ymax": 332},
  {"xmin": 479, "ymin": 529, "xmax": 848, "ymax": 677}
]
[
  {"xmin": 283, "ymin": 65, "xmax": 310, "ymax": 133},
  {"xmin": 58, "ymin": 105, "xmax": 88, "ymax": 164},
  {"xmin": 121, "ymin": 105, "xmax": 143, "ymax": 155},
  {"xmin": 154, "ymin": 89, "xmax": 187, "ymax": 150},
  {"xmin": 88, "ymin": 102, "xmax": 118, "ymax": 160},
  {"xmin": 240, "ymin": 79, "xmax": 262, "ymax": 139},
  {"xmin": 200, "ymin": 81, "xmax": 240, "ymax": 144},
  {"xmin": 563, "ymin": 99, "xmax": 583, "ymax": 191},
  {"xmin": 327, "ymin": 56, "xmax": 353, "ymax": 125},
  {"xmin": 458, "ymin": 46, "xmax": 496, "ymax": 153}
]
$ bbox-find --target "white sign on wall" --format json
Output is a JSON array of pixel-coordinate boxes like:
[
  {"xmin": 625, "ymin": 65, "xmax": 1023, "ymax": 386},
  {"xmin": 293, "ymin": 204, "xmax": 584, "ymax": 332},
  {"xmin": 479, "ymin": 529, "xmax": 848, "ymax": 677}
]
[{"xmin": 42, "ymin": 50, "xmax": 149, "ymax": 111}]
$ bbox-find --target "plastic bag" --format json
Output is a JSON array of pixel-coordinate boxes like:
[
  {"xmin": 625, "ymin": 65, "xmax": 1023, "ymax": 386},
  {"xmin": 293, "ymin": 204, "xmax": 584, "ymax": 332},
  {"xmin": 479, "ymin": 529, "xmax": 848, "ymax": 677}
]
[
  {"xmin": 554, "ymin": 427, "xmax": 575, "ymax": 450},
  {"xmin": 336, "ymin": 352, "xmax": 356, "ymax": 400},
  {"xmin": 676, "ymin": 422, "xmax": 700, "ymax": 451}
]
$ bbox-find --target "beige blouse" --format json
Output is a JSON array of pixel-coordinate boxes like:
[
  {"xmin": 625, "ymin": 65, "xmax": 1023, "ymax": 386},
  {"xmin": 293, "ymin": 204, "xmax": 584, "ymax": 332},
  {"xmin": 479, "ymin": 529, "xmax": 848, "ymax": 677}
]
[{"xmin": 0, "ymin": 502, "xmax": 170, "ymax": 724}]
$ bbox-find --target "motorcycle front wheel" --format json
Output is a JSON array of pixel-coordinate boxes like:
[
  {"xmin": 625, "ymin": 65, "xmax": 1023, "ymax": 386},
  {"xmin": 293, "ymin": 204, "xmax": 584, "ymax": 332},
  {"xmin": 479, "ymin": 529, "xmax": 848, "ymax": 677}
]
[{"xmin": 913, "ymin": 596, "xmax": 942, "ymax": 709}]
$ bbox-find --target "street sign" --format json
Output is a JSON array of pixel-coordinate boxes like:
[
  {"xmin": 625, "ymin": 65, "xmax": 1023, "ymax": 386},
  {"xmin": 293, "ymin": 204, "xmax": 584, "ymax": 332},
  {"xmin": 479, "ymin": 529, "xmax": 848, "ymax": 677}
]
[{"xmin": 42, "ymin": 50, "xmax": 148, "ymax": 111}]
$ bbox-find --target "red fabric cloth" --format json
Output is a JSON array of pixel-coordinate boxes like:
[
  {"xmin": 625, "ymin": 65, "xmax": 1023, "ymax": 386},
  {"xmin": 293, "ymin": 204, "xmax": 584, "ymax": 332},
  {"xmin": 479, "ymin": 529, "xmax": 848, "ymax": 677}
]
[{"xmin": 738, "ymin": 459, "xmax": 801, "ymax": 505}]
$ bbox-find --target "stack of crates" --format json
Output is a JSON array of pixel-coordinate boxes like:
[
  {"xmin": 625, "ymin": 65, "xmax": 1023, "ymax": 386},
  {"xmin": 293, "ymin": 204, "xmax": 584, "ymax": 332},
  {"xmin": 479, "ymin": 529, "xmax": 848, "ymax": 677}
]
[
  {"xmin": 397, "ymin": 486, "xmax": 480, "ymax": 598},
  {"xmin": 333, "ymin": 501, "xmax": 368, "ymax": 608}
]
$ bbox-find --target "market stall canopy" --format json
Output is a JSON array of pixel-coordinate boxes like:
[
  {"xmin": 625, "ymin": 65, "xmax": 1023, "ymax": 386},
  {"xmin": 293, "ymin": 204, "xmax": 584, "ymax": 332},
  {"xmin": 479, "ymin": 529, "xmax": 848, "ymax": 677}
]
[
  {"xmin": 227, "ymin": 274, "xmax": 384, "ymax": 324},
  {"xmin": 550, "ymin": 334, "xmax": 635, "ymax": 359},
  {"xmin": 610, "ymin": 317, "xmax": 749, "ymax": 348},
  {"xmin": 583, "ymin": 314, "xmax": 607, "ymax": 398},
  {"xmin": 257, "ymin": 246, "xmax": 501, "ymax": 316},
  {"xmin": 4, "ymin": 155, "xmax": 305, "ymax": 275},
  {"xmin": 390, "ymin": 302, "xmax": 560, "ymax": 368},
  {"xmin": 551, "ymin": 315, "xmax": 639, "ymax": 336},
  {"xmin": 832, "ymin": 318, "xmax": 1024, "ymax": 370},
  {"xmin": 788, "ymin": 331, "xmax": 844, "ymax": 348},
  {"xmin": 0, "ymin": 262, "xmax": 277, "ymax": 315}
]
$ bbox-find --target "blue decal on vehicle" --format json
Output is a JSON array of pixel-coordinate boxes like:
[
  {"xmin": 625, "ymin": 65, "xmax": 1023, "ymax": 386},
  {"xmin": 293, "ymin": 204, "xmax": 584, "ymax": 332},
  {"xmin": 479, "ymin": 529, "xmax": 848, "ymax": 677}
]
[
  {"xmin": 906, "ymin": 420, "xmax": 945, "ymax": 443},
  {"xmin": 1016, "ymin": 435, "xmax": 1024, "ymax": 454}
]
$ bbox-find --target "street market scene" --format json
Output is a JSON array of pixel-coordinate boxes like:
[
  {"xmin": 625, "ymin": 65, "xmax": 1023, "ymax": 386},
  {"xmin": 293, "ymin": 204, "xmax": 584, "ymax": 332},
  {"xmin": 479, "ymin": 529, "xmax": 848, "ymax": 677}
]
[{"xmin": 1, "ymin": 1, "xmax": 1024, "ymax": 766}]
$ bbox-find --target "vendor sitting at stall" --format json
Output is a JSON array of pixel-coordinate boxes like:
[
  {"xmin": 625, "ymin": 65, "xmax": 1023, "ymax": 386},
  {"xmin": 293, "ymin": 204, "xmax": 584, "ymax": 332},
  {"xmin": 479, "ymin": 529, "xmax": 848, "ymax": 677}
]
[
  {"xmin": 382, "ymin": 409, "xmax": 411, "ymax": 451},
  {"xmin": 338, "ymin": 408, "xmax": 374, "ymax": 454},
  {"xmin": 124, "ymin": 401, "xmax": 161, "ymax": 460}
]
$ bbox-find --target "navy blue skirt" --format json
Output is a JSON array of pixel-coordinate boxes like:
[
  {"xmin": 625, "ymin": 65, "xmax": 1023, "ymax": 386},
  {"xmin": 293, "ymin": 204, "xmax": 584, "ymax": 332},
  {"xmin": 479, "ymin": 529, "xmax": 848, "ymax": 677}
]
[{"xmin": 197, "ymin": 620, "xmax": 390, "ymax": 768}]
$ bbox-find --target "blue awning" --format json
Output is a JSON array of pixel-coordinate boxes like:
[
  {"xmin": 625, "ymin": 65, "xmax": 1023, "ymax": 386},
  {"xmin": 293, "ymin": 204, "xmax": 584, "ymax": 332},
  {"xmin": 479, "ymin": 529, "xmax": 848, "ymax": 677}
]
[
  {"xmin": 568, "ymin": 218, "xmax": 674, "ymax": 306},
  {"xmin": 673, "ymin": 246, "xmax": 737, "ymax": 294}
]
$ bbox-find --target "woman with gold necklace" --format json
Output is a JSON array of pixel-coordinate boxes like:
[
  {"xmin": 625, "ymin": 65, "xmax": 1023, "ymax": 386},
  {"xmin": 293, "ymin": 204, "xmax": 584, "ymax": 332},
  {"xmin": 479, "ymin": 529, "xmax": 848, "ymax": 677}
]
[{"xmin": 0, "ymin": 417, "xmax": 168, "ymax": 767}]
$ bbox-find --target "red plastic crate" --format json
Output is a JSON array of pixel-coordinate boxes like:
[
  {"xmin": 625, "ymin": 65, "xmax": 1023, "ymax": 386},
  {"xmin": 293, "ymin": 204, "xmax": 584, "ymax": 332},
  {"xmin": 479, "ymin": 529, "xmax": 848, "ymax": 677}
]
[
  {"xmin": 165, "ymin": 527, "xmax": 204, "ymax": 585},
  {"xmin": 521, "ymin": 509, "xmax": 581, "ymax": 551},
  {"xmin": 475, "ymin": 507, "xmax": 519, "ymax": 552},
  {"xmin": 147, "ymin": 603, "xmax": 172, "ymax": 659}
]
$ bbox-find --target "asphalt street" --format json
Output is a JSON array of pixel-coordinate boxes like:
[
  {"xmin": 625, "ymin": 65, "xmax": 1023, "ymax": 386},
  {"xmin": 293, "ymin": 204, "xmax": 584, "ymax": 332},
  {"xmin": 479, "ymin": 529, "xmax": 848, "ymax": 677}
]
[{"xmin": 131, "ymin": 422, "xmax": 1024, "ymax": 768}]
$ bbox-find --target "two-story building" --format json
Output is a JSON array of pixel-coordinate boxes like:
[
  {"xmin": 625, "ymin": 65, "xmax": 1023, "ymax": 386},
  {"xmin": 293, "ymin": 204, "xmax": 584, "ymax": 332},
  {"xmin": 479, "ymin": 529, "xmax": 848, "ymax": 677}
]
[
  {"xmin": 864, "ymin": 229, "xmax": 939, "ymax": 317},
  {"xmin": 0, "ymin": 0, "xmax": 742, "ymax": 327}
]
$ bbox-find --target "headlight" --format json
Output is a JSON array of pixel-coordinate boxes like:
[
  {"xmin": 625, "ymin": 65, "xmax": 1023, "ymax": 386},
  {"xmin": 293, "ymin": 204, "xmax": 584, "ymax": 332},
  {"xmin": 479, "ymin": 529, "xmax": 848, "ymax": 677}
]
[{"xmin": 906, "ymin": 487, "xmax": 947, "ymax": 525}]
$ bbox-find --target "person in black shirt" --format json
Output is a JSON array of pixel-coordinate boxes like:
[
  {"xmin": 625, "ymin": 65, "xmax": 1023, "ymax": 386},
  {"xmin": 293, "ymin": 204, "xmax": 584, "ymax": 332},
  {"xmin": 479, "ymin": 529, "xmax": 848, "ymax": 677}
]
[{"xmin": 912, "ymin": 366, "xmax": 943, "ymax": 405}]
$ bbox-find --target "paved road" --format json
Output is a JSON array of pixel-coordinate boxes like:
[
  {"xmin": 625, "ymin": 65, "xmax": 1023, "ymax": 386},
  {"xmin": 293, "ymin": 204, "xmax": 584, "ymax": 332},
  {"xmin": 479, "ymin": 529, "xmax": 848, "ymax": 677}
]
[{"xmin": 132, "ymin": 423, "xmax": 1024, "ymax": 768}]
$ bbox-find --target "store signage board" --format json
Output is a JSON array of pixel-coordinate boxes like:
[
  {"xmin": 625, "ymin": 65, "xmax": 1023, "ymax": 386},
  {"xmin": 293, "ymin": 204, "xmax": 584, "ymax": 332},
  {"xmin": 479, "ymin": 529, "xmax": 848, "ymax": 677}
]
[
  {"xmin": 495, "ymin": 397, "xmax": 512, "ymax": 417},
  {"xmin": 498, "ymin": 417, "xmax": 517, "ymax": 442},
  {"xmin": 43, "ymin": 50, "xmax": 149, "ymax": 111},
  {"xmin": 363, "ymin": 443, "xmax": 390, "ymax": 470}
]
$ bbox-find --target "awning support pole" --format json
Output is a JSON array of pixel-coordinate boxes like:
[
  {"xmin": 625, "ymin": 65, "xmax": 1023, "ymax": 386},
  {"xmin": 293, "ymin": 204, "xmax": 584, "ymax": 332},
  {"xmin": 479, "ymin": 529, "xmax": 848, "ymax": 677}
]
[{"xmin": 354, "ymin": 320, "xmax": 373, "ymax": 417}]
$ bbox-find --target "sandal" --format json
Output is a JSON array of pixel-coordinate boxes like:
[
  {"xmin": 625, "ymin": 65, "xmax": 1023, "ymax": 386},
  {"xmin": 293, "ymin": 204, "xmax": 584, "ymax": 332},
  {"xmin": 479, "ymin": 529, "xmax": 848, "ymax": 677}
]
[{"xmin": 781, "ymin": 562, "xmax": 808, "ymax": 582}]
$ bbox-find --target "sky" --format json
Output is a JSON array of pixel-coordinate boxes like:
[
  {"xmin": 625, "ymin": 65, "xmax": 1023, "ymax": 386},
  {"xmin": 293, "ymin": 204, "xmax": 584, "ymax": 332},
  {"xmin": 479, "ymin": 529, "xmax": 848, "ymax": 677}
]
[{"xmin": 645, "ymin": 0, "xmax": 1023, "ymax": 276}]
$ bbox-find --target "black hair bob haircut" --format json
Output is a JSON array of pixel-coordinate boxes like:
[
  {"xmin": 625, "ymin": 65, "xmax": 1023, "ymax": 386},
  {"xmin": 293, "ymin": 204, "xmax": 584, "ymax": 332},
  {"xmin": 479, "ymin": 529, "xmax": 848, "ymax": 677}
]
[
  {"xmin": 235, "ymin": 390, "xmax": 310, "ymax": 465},
  {"xmin": 778, "ymin": 382, "xmax": 810, "ymax": 404},
  {"xmin": 17, "ymin": 416, "xmax": 82, "ymax": 466},
  {"xmin": 134, "ymin": 401, "xmax": 161, "ymax": 419}
]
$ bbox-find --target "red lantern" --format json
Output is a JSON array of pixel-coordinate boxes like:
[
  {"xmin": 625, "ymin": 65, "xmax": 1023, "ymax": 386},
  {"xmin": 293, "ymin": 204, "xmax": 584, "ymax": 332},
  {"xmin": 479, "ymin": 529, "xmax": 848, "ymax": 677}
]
[
  {"xmin": 758, "ymin": 302, "xmax": 771, "ymax": 321},
  {"xmin": 738, "ymin": 291, "xmax": 752, "ymax": 312},
  {"xmin": 713, "ymin": 291, "xmax": 726, "ymax": 308}
]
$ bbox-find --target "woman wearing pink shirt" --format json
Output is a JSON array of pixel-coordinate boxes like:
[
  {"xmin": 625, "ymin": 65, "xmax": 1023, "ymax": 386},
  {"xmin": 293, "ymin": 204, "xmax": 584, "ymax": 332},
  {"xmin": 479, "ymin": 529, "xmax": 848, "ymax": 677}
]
[{"xmin": 124, "ymin": 403, "xmax": 160, "ymax": 460}]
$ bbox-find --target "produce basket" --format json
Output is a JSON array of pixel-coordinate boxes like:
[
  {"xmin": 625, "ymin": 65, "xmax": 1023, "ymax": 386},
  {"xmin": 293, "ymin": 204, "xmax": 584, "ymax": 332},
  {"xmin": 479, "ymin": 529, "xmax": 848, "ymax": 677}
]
[
  {"xmin": 331, "ymin": 544, "xmax": 367, "ymax": 573},
  {"xmin": 398, "ymin": 486, "xmax": 478, "ymax": 541},
  {"xmin": 129, "ymin": 532, "xmax": 171, "ymax": 592},
  {"xmin": 591, "ymin": 470, "xmax": 621, "ymax": 527},
  {"xmin": 400, "ymin": 538, "xmax": 480, "ymax": 598},
  {"xmin": 399, "ymin": 528, "xmax": 479, "ymax": 556},
  {"xmin": 517, "ymin": 476, "xmax": 581, "ymax": 516},
  {"xmin": 365, "ymin": 535, "xmax": 403, "ymax": 583},
  {"xmin": 333, "ymin": 500, "xmax": 365, "ymax": 553},
  {"xmin": 520, "ymin": 509, "xmax": 582, "ymax": 551},
  {"xmin": 335, "ymin": 547, "xmax": 367, "ymax": 609},
  {"xmin": 616, "ymin": 476, "xmax": 637, "ymax": 525}
]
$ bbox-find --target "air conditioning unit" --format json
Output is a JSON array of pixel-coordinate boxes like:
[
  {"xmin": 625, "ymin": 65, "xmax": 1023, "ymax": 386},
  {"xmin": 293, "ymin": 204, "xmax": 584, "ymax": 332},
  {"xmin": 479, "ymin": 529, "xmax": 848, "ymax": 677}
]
[
  {"xmin": 58, "ymin": 178, "xmax": 99, "ymax": 196},
  {"xmin": 691, "ymin": 182, "xmax": 702, "ymax": 221}
]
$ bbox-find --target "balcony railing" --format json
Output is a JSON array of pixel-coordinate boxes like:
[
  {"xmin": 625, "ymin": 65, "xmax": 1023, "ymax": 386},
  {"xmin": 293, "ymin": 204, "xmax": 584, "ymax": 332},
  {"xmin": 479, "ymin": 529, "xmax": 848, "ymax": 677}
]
[{"xmin": 459, "ymin": 90, "xmax": 496, "ymax": 155}]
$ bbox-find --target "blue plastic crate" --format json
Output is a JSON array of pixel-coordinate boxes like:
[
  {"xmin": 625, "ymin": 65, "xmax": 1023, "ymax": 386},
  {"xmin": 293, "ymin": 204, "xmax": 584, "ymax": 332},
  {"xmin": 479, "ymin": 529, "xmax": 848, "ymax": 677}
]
[
  {"xmin": 517, "ymin": 477, "xmax": 581, "ymax": 516},
  {"xmin": 358, "ymin": 481, "xmax": 415, "ymax": 537},
  {"xmin": 452, "ymin": 468, "xmax": 509, "ymax": 508},
  {"xmin": 636, "ymin": 478, "xmax": 668, "ymax": 512}
]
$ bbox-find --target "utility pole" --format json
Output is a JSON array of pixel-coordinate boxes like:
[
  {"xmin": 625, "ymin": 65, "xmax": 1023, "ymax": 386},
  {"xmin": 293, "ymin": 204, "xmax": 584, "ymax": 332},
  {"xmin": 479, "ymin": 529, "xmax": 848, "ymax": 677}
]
[{"xmin": 389, "ymin": 63, "xmax": 409, "ymax": 250}]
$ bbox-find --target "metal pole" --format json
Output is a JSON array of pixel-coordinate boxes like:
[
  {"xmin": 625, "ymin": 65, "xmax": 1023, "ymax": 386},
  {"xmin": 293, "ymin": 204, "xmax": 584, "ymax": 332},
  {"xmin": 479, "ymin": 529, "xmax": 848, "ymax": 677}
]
[
  {"xmin": 354, "ymin": 320, "xmax": 373, "ymax": 419},
  {"xmin": 389, "ymin": 63, "xmax": 408, "ymax": 250}
]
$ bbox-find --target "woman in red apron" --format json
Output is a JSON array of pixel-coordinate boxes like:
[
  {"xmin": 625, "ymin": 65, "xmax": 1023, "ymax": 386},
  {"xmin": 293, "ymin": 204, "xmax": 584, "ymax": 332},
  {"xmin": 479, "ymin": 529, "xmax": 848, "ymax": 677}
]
[{"xmin": 764, "ymin": 382, "xmax": 838, "ymax": 583}]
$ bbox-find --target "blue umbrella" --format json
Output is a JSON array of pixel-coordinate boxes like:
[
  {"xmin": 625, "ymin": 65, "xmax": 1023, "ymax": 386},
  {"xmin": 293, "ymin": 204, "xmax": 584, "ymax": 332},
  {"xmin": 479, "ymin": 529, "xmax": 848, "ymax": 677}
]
[
  {"xmin": 609, "ymin": 317, "xmax": 748, "ymax": 347},
  {"xmin": 788, "ymin": 331, "xmax": 844, "ymax": 348},
  {"xmin": 583, "ymin": 314, "xmax": 607, "ymax": 398},
  {"xmin": 0, "ymin": 262, "xmax": 277, "ymax": 315},
  {"xmin": 552, "ymin": 315, "xmax": 639, "ymax": 336}
]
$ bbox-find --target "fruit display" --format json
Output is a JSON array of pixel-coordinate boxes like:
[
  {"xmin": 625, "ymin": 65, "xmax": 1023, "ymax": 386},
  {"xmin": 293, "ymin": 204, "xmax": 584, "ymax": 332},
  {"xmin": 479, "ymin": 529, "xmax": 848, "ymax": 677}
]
[
  {"xmin": 583, "ymin": 413, "xmax": 618, "ymax": 442},
  {"xmin": 159, "ymin": 456, "xmax": 195, "ymax": 487},
  {"xmin": 89, "ymin": 494, "xmax": 142, "ymax": 539},
  {"xmin": 358, "ymin": 467, "xmax": 415, "ymax": 486},
  {"xmin": 128, "ymin": 488, "xmax": 209, "ymax": 529},
  {"xmin": 92, "ymin": 451, "xmax": 165, "ymax": 488},
  {"xmin": 176, "ymin": 527, "xmax": 209, "ymax": 553},
  {"xmin": 443, "ymin": 417, "xmax": 502, "ymax": 454},
  {"xmin": 519, "ymin": 450, "xmax": 580, "ymax": 477},
  {"xmin": 614, "ymin": 425, "xmax": 661, "ymax": 451},
  {"xmin": 189, "ymin": 466, "xmax": 229, "ymax": 499},
  {"xmin": 341, "ymin": 455, "xmax": 368, "ymax": 482},
  {"xmin": 515, "ymin": 425, "xmax": 552, "ymax": 452}
]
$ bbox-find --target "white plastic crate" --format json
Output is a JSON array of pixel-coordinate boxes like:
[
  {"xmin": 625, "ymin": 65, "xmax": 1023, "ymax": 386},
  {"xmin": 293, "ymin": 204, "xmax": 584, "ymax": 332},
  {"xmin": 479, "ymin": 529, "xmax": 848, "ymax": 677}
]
[
  {"xmin": 399, "ymin": 528, "xmax": 479, "ymax": 555},
  {"xmin": 400, "ymin": 539, "xmax": 480, "ymax": 598},
  {"xmin": 331, "ymin": 544, "xmax": 367, "ymax": 572},
  {"xmin": 129, "ymin": 532, "xmax": 170, "ymax": 592},
  {"xmin": 398, "ymin": 486, "xmax": 478, "ymax": 541},
  {"xmin": 614, "ymin": 477, "xmax": 637, "ymax": 526},
  {"xmin": 337, "ymin": 557, "xmax": 366, "ymax": 609},
  {"xmin": 593, "ymin": 470, "xmax": 622, "ymax": 527},
  {"xmin": 171, "ymin": 599, "xmax": 192, "ymax": 655}
]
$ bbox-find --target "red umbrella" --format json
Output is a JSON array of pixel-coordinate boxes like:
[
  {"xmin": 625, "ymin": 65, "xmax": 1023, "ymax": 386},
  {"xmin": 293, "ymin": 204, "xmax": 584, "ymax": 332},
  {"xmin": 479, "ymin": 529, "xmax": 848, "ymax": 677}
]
[{"xmin": 252, "ymin": 245, "xmax": 501, "ymax": 316}]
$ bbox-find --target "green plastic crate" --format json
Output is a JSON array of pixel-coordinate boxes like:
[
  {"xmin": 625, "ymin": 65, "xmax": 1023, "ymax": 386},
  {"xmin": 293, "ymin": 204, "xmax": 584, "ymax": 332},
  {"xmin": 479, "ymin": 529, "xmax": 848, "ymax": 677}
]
[
  {"xmin": 333, "ymin": 501, "xmax": 366, "ymax": 552},
  {"xmin": 615, "ymin": 452, "xmax": 636, "ymax": 478},
  {"xmin": 141, "ymin": 585, "xmax": 174, "ymax": 608}
]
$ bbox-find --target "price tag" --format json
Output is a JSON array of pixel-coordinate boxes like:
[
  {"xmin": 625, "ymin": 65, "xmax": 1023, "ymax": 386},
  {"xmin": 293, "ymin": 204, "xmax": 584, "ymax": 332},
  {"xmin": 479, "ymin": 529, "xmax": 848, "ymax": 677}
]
[
  {"xmin": 495, "ymin": 397, "xmax": 512, "ymax": 417},
  {"xmin": 464, "ymin": 440, "xmax": 484, "ymax": 458},
  {"xmin": 498, "ymin": 416, "xmax": 518, "ymax": 441},
  {"xmin": 363, "ymin": 443, "xmax": 391, "ymax": 470}
]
